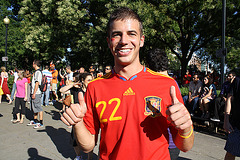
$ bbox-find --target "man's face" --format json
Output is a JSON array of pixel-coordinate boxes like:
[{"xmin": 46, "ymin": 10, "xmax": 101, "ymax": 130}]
[
  {"xmin": 107, "ymin": 19, "xmax": 145, "ymax": 67},
  {"xmin": 66, "ymin": 68, "xmax": 70, "ymax": 73},
  {"xmin": 227, "ymin": 74, "xmax": 234, "ymax": 82},
  {"xmin": 193, "ymin": 75, "xmax": 199, "ymax": 82},
  {"xmin": 89, "ymin": 66, "xmax": 95, "ymax": 73},
  {"xmin": 79, "ymin": 67, "xmax": 85, "ymax": 73},
  {"xmin": 105, "ymin": 66, "xmax": 111, "ymax": 73},
  {"xmin": 32, "ymin": 62, "xmax": 36, "ymax": 70}
]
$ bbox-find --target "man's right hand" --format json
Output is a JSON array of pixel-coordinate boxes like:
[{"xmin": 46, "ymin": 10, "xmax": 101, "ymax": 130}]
[{"xmin": 61, "ymin": 92, "xmax": 87, "ymax": 126}]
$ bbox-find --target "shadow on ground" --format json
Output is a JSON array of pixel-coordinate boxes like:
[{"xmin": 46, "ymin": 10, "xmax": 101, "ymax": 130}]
[
  {"xmin": 28, "ymin": 147, "xmax": 52, "ymax": 160},
  {"xmin": 44, "ymin": 110, "xmax": 61, "ymax": 120},
  {"xmin": 37, "ymin": 126, "xmax": 75, "ymax": 159}
]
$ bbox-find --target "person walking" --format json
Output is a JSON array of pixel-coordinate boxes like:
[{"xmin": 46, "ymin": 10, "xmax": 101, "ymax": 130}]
[
  {"xmin": 61, "ymin": 7, "xmax": 194, "ymax": 160},
  {"xmin": 27, "ymin": 60, "xmax": 44, "ymax": 129},
  {"xmin": 12, "ymin": 70, "xmax": 28, "ymax": 124},
  {"xmin": 0, "ymin": 66, "xmax": 12, "ymax": 104}
]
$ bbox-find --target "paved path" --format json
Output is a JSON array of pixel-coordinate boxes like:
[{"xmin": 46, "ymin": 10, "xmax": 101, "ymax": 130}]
[{"xmin": 0, "ymin": 101, "xmax": 239, "ymax": 160}]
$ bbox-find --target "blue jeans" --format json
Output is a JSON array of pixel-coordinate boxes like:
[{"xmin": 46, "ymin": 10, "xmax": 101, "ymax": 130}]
[
  {"xmin": 41, "ymin": 84, "xmax": 50, "ymax": 106},
  {"xmin": 183, "ymin": 95, "xmax": 199, "ymax": 113},
  {"xmin": 11, "ymin": 83, "xmax": 16, "ymax": 101}
]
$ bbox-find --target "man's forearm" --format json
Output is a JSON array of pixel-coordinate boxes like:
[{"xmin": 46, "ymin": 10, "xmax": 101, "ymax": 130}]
[
  {"xmin": 74, "ymin": 121, "xmax": 95, "ymax": 153},
  {"xmin": 173, "ymin": 126, "xmax": 194, "ymax": 152}
]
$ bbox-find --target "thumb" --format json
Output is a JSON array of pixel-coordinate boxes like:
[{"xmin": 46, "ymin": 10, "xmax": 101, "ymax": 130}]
[{"xmin": 170, "ymin": 86, "xmax": 179, "ymax": 105}]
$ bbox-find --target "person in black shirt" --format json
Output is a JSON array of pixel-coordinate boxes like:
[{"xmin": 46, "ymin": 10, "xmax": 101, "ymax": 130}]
[
  {"xmin": 60, "ymin": 72, "xmax": 93, "ymax": 160},
  {"xmin": 224, "ymin": 76, "xmax": 240, "ymax": 160}
]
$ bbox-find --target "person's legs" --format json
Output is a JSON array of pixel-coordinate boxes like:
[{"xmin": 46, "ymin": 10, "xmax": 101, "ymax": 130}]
[
  {"xmin": 182, "ymin": 95, "xmax": 188, "ymax": 105},
  {"xmin": 20, "ymin": 98, "xmax": 26, "ymax": 123},
  {"xmin": 45, "ymin": 84, "xmax": 50, "ymax": 106},
  {"xmin": 199, "ymin": 99, "xmax": 205, "ymax": 117},
  {"xmin": 27, "ymin": 83, "xmax": 31, "ymax": 103},
  {"xmin": 52, "ymin": 83, "xmax": 58, "ymax": 100},
  {"xmin": 192, "ymin": 97, "xmax": 199, "ymax": 110},
  {"xmin": 10, "ymin": 83, "xmax": 16, "ymax": 101},
  {"xmin": 213, "ymin": 97, "xmax": 221, "ymax": 119},
  {"xmin": 7, "ymin": 94, "xmax": 12, "ymax": 104},
  {"xmin": 33, "ymin": 94, "xmax": 43, "ymax": 128},
  {"xmin": 203, "ymin": 98, "xmax": 210, "ymax": 118},
  {"xmin": 41, "ymin": 92, "xmax": 45, "ymax": 106},
  {"xmin": 13, "ymin": 97, "xmax": 21, "ymax": 122}
]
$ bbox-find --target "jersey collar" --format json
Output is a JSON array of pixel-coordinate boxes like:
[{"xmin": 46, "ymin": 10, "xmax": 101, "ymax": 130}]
[{"xmin": 113, "ymin": 66, "xmax": 147, "ymax": 81}]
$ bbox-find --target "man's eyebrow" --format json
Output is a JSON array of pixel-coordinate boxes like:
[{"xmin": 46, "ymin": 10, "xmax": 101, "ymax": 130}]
[
  {"xmin": 128, "ymin": 30, "xmax": 138, "ymax": 34},
  {"xmin": 111, "ymin": 31, "xmax": 121, "ymax": 35},
  {"xmin": 111, "ymin": 30, "xmax": 139, "ymax": 36}
]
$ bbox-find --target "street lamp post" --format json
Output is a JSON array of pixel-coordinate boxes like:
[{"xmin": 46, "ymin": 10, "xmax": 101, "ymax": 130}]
[{"xmin": 3, "ymin": 16, "xmax": 10, "ymax": 70}]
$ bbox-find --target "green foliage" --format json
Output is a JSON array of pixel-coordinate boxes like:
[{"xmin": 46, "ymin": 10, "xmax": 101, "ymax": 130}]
[
  {"xmin": 1, "ymin": 0, "xmax": 240, "ymax": 74},
  {"xmin": 180, "ymin": 87, "xmax": 189, "ymax": 97}
]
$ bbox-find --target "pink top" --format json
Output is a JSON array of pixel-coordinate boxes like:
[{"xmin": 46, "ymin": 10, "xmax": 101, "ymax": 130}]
[{"xmin": 16, "ymin": 78, "xmax": 28, "ymax": 98}]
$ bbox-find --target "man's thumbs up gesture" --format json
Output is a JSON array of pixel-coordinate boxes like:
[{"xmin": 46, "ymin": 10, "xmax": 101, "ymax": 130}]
[
  {"xmin": 166, "ymin": 86, "xmax": 192, "ymax": 130},
  {"xmin": 166, "ymin": 86, "xmax": 194, "ymax": 151}
]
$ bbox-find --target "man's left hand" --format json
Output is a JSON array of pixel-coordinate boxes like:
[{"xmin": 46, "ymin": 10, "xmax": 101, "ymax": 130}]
[{"xmin": 166, "ymin": 86, "xmax": 192, "ymax": 130}]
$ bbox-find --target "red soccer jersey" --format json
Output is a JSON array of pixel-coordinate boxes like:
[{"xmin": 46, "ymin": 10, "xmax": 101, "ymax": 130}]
[{"xmin": 83, "ymin": 67, "xmax": 183, "ymax": 160}]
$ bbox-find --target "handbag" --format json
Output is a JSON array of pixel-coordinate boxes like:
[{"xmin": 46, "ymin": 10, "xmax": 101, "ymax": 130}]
[
  {"xmin": 63, "ymin": 95, "xmax": 71, "ymax": 106},
  {"xmin": 0, "ymin": 87, "xmax": 3, "ymax": 95}
]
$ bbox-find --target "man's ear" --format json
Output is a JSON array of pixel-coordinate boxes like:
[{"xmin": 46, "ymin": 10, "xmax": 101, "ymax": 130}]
[{"xmin": 140, "ymin": 35, "xmax": 145, "ymax": 47}]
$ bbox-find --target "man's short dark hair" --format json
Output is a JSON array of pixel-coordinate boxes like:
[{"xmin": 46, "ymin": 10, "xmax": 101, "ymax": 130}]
[
  {"xmin": 105, "ymin": 65, "xmax": 112, "ymax": 69},
  {"xmin": 107, "ymin": 7, "xmax": 143, "ymax": 38},
  {"xmin": 45, "ymin": 65, "xmax": 49, "ymax": 70},
  {"xmin": 146, "ymin": 48, "xmax": 168, "ymax": 72},
  {"xmin": 33, "ymin": 60, "xmax": 41, "ymax": 67}
]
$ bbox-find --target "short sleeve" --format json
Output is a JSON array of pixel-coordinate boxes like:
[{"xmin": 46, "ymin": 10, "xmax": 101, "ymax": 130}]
[
  {"xmin": 23, "ymin": 78, "xmax": 28, "ymax": 83},
  {"xmin": 83, "ymin": 84, "xmax": 100, "ymax": 136}
]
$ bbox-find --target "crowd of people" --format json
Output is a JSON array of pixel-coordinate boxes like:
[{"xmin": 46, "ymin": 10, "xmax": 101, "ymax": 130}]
[
  {"xmin": 0, "ymin": 61, "xmax": 113, "ymax": 160},
  {"xmin": 0, "ymin": 7, "xmax": 239, "ymax": 160},
  {"xmin": 182, "ymin": 71, "xmax": 236, "ymax": 122}
]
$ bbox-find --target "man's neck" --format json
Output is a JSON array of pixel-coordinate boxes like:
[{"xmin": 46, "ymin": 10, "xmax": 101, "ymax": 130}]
[{"xmin": 114, "ymin": 62, "xmax": 143, "ymax": 80}]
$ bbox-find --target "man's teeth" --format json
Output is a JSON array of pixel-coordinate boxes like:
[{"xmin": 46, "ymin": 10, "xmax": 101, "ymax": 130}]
[{"xmin": 120, "ymin": 49, "xmax": 131, "ymax": 53}]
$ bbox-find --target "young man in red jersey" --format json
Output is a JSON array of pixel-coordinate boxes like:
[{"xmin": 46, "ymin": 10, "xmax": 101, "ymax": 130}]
[{"xmin": 61, "ymin": 7, "xmax": 194, "ymax": 160}]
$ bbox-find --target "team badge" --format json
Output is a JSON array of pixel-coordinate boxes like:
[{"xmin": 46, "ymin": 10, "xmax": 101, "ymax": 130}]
[{"xmin": 144, "ymin": 96, "xmax": 162, "ymax": 118}]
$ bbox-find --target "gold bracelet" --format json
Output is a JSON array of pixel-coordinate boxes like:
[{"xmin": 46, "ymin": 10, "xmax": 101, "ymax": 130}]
[{"xmin": 178, "ymin": 126, "xmax": 193, "ymax": 139}]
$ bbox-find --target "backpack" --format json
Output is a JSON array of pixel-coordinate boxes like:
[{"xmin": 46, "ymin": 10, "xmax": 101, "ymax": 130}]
[{"xmin": 38, "ymin": 70, "xmax": 48, "ymax": 92}]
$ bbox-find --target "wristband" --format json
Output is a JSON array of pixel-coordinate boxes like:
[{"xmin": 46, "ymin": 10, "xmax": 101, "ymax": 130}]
[{"xmin": 178, "ymin": 126, "xmax": 193, "ymax": 139}]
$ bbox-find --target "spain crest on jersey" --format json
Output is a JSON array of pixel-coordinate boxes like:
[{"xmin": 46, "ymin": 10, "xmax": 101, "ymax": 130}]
[{"xmin": 144, "ymin": 96, "xmax": 162, "ymax": 118}]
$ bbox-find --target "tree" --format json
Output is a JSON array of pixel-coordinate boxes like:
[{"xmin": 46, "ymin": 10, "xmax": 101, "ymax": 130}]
[
  {"xmin": 0, "ymin": 0, "xmax": 30, "ymax": 70},
  {"xmin": 143, "ymin": 0, "xmax": 240, "ymax": 81}
]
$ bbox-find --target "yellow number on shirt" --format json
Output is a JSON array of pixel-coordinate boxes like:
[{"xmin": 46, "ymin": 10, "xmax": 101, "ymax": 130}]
[
  {"xmin": 96, "ymin": 98, "xmax": 122, "ymax": 123},
  {"xmin": 109, "ymin": 98, "xmax": 122, "ymax": 121},
  {"xmin": 96, "ymin": 101, "xmax": 108, "ymax": 123}
]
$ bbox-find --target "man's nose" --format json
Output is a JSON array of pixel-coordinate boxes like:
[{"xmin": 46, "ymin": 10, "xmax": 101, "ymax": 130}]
[{"xmin": 119, "ymin": 34, "xmax": 129, "ymax": 45}]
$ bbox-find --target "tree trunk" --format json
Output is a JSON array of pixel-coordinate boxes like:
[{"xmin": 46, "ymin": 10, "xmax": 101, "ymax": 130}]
[{"xmin": 180, "ymin": 58, "xmax": 189, "ymax": 86}]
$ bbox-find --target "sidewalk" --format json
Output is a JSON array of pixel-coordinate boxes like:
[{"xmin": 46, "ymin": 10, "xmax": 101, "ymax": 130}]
[{"xmin": 0, "ymin": 101, "xmax": 239, "ymax": 160}]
